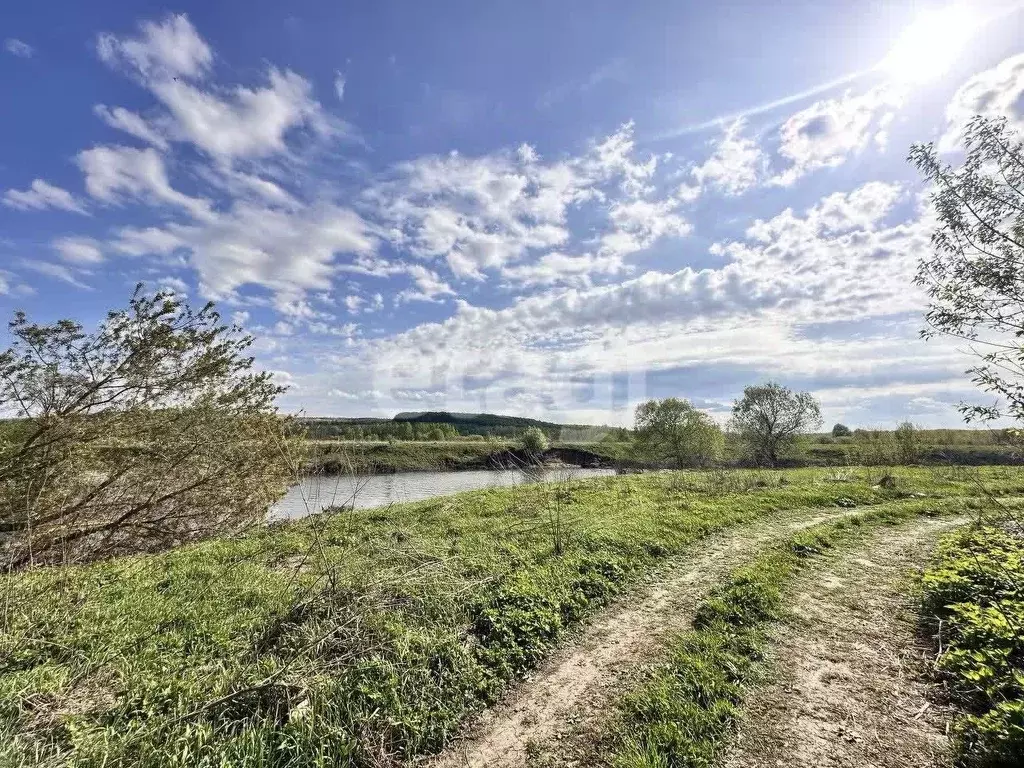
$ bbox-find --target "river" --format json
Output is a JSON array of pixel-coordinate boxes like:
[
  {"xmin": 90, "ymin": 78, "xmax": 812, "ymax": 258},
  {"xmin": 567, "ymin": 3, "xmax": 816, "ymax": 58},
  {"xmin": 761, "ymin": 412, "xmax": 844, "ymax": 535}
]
[{"xmin": 270, "ymin": 467, "xmax": 617, "ymax": 519}]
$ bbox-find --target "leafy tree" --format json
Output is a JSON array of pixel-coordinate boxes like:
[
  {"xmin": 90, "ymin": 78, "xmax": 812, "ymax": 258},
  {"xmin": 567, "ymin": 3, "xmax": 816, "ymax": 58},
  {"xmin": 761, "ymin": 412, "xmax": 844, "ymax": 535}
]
[
  {"xmin": 832, "ymin": 423, "xmax": 852, "ymax": 437},
  {"xmin": 893, "ymin": 421, "xmax": 921, "ymax": 464},
  {"xmin": 911, "ymin": 116, "xmax": 1024, "ymax": 422},
  {"xmin": 521, "ymin": 426, "xmax": 549, "ymax": 454},
  {"xmin": 633, "ymin": 398, "xmax": 723, "ymax": 468},
  {"xmin": 0, "ymin": 287, "xmax": 296, "ymax": 567},
  {"xmin": 729, "ymin": 382, "xmax": 822, "ymax": 466}
]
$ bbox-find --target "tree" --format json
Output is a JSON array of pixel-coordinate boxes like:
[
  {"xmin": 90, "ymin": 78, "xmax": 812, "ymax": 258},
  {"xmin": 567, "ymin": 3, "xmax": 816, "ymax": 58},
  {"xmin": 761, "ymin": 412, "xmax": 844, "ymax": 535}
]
[
  {"xmin": 832, "ymin": 423, "xmax": 852, "ymax": 437},
  {"xmin": 893, "ymin": 421, "xmax": 921, "ymax": 464},
  {"xmin": 521, "ymin": 426, "xmax": 549, "ymax": 455},
  {"xmin": 729, "ymin": 382, "xmax": 822, "ymax": 466},
  {"xmin": 0, "ymin": 287, "xmax": 297, "ymax": 567},
  {"xmin": 910, "ymin": 116, "xmax": 1024, "ymax": 423},
  {"xmin": 633, "ymin": 398, "xmax": 723, "ymax": 468}
]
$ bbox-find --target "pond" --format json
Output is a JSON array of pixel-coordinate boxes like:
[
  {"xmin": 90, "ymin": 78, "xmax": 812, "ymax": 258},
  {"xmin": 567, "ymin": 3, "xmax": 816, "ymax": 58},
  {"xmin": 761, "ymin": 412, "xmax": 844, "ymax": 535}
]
[{"xmin": 270, "ymin": 467, "xmax": 617, "ymax": 519}]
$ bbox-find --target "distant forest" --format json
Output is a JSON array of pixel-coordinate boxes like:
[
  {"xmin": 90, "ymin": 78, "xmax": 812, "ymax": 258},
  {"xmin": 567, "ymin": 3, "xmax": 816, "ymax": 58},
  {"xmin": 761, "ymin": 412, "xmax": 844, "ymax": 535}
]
[{"xmin": 300, "ymin": 411, "xmax": 624, "ymax": 441}]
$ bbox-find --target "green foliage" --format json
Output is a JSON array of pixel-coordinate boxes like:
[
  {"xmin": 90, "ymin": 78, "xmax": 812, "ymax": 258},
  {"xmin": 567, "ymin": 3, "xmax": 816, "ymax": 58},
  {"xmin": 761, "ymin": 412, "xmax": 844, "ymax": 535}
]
[
  {"xmin": 728, "ymin": 382, "xmax": 822, "ymax": 466},
  {"xmin": 521, "ymin": 427, "xmax": 550, "ymax": 454},
  {"xmin": 894, "ymin": 421, "xmax": 922, "ymax": 464},
  {"xmin": 910, "ymin": 116, "xmax": 1024, "ymax": 423},
  {"xmin": 832, "ymin": 423, "xmax": 852, "ymax": 437},
  {"xmin": 634, "ymin": 398, "xmax": 724, "ymax": 468},
  {"xmin": 3, "ymin": 468, "xmax": 1015, "ymax": 766},
  {"xmin": 0, "ymin": 288, "xmax": 296, "ymax": 567},
  {"xmin": 921, "ymin": 524, "xmax": 1024, "ymax": 766}
]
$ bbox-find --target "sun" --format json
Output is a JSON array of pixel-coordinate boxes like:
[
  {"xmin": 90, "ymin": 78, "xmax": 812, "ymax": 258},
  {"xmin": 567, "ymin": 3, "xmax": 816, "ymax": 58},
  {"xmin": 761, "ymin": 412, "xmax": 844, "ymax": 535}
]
[{"xmin": 880, "ymin": 5, "xmax": 979, "ymax": 84}]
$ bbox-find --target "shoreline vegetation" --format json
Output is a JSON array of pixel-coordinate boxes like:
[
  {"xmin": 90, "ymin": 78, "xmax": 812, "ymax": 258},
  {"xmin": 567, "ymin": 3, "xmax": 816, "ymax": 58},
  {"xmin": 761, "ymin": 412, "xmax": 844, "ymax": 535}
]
[{"xmin": 301, "ymin": 430, "xmax": 1024, "ymax": 476}]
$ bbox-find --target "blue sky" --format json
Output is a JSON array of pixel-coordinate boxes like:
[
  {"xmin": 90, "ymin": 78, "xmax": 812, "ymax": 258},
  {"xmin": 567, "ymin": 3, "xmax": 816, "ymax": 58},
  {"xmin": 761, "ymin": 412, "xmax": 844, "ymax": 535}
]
[{"xmin": 3, "ymin": 1, "xmax": 1024, "ymax": 427}]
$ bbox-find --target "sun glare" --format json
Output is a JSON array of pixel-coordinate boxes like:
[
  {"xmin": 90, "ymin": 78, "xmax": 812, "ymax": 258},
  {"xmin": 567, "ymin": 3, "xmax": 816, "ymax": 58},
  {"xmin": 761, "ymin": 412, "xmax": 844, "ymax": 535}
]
[{"xmin": 881, "ymin": 5, "xmax": 979, "ymax": 84}]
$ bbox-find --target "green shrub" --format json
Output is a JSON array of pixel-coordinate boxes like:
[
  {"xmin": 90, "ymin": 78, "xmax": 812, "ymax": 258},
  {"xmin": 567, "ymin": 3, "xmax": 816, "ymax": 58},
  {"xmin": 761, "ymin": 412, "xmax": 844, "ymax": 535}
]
[
  {"xmin": 521, "ymin": 427, "xmax": 550, "ymax": 454},
  {"xmin": 921, "ymin": 525, "xmax": 1024, "ymax": 767},
  {"xmin": 832, "ymin": 423, "xmax": 853, "ymax": 437}
]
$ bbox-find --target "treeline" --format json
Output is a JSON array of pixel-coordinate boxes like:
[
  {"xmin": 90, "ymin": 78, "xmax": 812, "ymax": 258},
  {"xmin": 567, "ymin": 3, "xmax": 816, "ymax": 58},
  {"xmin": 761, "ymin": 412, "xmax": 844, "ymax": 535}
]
[
  {"xmin": 301, "ymin": 411, "xmax": 629, "ymax": 442},
  {"xmin": 306, "ymin": 420, "xmax": 464, "ymax": 441}
]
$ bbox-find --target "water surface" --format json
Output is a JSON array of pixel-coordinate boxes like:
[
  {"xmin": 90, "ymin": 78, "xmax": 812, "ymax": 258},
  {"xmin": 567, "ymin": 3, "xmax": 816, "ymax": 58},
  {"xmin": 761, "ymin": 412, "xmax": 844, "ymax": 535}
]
[{"xmin": 271, "ymin": 467, "xmax": 616, "ymax": 519}]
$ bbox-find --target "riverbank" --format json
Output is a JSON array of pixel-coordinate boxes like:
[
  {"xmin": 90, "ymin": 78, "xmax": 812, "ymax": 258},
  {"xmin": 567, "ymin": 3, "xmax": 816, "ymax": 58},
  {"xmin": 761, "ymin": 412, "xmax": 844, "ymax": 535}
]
[
  {"xmin": 303, "ymin": 438, "xmax": 1023, "ymax": 476},
  {"xmin": 303, "ymin": 439, "xmax": 637, "ymax": 474},
  {"xmin": 4, "ymin": 466, "xmax": 1024, "ymax": 767}
]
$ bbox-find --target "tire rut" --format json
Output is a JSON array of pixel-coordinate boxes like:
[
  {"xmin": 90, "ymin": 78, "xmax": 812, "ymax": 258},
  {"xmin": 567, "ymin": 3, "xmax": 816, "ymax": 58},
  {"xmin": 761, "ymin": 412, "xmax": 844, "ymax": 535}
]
[
  {"xmin": 723, "ymin": 516, "xmax": 960, "ymax": 768},
  {"xmin": 427, "ymin": 506, "xmax": 866, "ymax": 768}
]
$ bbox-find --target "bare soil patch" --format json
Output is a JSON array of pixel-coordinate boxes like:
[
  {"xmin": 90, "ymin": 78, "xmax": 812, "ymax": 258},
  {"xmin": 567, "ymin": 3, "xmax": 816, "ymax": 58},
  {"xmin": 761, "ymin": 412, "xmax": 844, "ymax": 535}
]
[
  {"xmin": 723, "ymin": 517, "xmax": 959, "ymax": 768},
  {"xmin": 427, "ymin": 508, "xmax": 861, "ymax": 768}
]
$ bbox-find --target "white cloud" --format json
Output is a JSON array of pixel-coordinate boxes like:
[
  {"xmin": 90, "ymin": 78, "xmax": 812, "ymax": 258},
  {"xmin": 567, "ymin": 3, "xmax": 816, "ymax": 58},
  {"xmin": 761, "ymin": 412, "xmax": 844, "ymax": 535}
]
[
  {"xmin": 22, "ymin": 261, "xmax": 91, "ymax": 290},
  {"xmin": 150, "ymin": 69, "xmax": 328, "ymax": 161},
  {"xmin": 76, "ymin": 145, "xmax": 211, "ymax": 219},
  {"xmin": 4, "ymin": 180, "xmax": 87, "ymax": 214},
  {"xmin": 688, "ymin": 119, "xmax": 764, "ymax": 196},
  {"xmin": 334, "ymin": 71, "xmax": 346, "ymax": 101},
  {"xmin": 111, "ymin": 225, "xmax": 184, "ymax": 256},
  {"xmin": 167, "ymin": 202, "xmax": 376, "ymax": 301},
  {"xmin": 368, "ymin": 122, "xmax": 685, "ymax": 282},
  {"xmin": 53, "ymin": 236, "xmax": 104, "ymax": 264},
  {"xmin": 98, "ymin": 14, "xmax": 327, "ymax": 163},
  {"xmin": 943, "ymin": 52, "xmax": 1024, "ymax": 149},
  {"xmin": 502, "ymin": 251, "xmax": 626, "ymax": 287},
  {"xmin": 602, "ymin": 197, "xmax": 690, "ymax": 256},
  {"xmin": 97, "ymin": 14, "xmax": 211, "ymax": 81},
  {"xmin": 4, "ymin": 38, "xmax": 33, "ymax": 58},
  {"xmin": 93, "ymin": 105, "xmax": 168, "ymax": 150},
  {"xmin": 155, "ymin": 276, "xmax": 189, "ymax": 295},
  {"xmin": 397, "ymin": 264, "xmax": 456, "ymax": 303},
  {"xmin": 772, "ymin": 85, "xmax": 904, "ymax": 185}
]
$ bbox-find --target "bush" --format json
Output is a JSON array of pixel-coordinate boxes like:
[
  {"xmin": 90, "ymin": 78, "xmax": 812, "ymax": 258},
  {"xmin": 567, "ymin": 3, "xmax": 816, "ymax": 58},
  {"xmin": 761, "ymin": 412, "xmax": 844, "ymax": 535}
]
[
  {"xmin": 0, "ymin": 288, "xmax": 297, "ymax": 567},
  {"xmin": 921, "ymin": 525, "xmax": 1024, "ymax": 766},
  {"xmin": 521, "ymin": 427, "xmax": 549, "ymax": 454},
  {"xmin": 832, "ymin": 423, "xmax": 852, "ymax": 437}
]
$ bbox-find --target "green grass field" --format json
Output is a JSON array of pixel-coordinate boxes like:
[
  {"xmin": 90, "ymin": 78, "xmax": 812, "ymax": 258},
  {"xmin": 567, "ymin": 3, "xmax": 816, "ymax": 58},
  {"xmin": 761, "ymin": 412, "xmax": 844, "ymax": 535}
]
[{"xmin": 3, "ymin": 466, "xmax": 1023, "ymax": 767}]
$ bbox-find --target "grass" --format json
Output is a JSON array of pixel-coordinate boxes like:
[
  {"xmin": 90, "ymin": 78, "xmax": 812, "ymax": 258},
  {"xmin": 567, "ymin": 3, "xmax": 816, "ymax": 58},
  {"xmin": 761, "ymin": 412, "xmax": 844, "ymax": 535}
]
[
  {"xmin": 3, "ymin": 467, "xmax": 1024, "ymax": 767},
  {"xmin": 920, "ymin": 521, "xmax": 1024, "ymax": 767},
  {"xmin": 603, "ymin": 501, "xmax": 976, "ymax": 768}
]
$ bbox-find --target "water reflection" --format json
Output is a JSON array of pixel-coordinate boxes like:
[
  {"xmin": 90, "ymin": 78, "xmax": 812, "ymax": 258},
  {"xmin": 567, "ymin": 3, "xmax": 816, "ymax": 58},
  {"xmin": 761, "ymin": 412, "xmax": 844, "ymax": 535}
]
[{"xmin": 270, "ymin": 467, "xmax": 616, "ymax": 520}]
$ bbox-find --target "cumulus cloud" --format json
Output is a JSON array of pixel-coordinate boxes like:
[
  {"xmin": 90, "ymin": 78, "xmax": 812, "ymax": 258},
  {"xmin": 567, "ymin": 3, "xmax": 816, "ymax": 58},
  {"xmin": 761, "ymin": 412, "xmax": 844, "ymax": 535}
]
[
  {"xmin": 502, "ymin": 251, "xmax": 626, "ymax": 287},
  {"xmin": 772, "ymin": 85, "xmax": 904, "ymax": 185},
  {"xmin": 368, "ymin": 122, "xmax": 687, "ymax": 282},
  {"xmin": 688, "ymin": 119, "xmax": 764, "ymax": 196},
  {"xmin": 4, "ymin": 38, "xmax": 33, "ymax": 58},
  {"xmin": 3, "ymin": 180, "xmax": 87, "ymax": 214},
  {"xmin": 334, "ymin": 71, "xmax": 346, "ymax": 101},
  {"xmin": 397, "ymin": 264, "xmax": 456, "ymax": 303},
  {"xmin": 943, "ymin": 52, "xmax": 1024, "ymax": 148}
]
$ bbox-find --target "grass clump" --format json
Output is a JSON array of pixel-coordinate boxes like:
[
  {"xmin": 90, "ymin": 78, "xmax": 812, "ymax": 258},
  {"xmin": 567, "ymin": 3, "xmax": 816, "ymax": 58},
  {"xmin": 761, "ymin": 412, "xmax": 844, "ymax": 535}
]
[
  {"xmin": 605, "ymin": 504, "xmax": 942, "ymax": 768},
  {"xmin": 921, "ymin": 523, "xmax": 1024, "ymax": 767}
]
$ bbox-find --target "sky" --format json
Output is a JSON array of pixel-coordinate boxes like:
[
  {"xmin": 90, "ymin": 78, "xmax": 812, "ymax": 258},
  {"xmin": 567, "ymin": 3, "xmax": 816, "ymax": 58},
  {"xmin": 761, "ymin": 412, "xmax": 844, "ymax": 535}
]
[{"xmin": 2, "ymin": 1, "xmax": 1024, "ymax": 428}]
